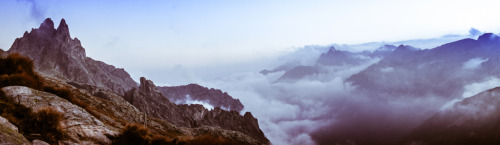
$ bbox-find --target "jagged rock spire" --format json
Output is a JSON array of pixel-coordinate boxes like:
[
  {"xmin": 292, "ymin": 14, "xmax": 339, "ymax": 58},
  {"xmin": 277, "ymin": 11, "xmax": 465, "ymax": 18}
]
[
  {"xmin": 56, "ymin": 18, "xmax": 71, "ymax": 39},
  {"xmin": 39, "ymin": 18, "xmax": 55, "ymax": 31}
]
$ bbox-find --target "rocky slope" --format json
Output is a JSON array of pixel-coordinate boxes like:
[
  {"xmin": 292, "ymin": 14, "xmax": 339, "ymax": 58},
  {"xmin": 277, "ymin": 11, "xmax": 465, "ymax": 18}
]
[
  {"xmin": 7, "ymin": 18, "xmax": 137, "ymax": 95},
  {"xmin": 0, "ymin": 18, "xmax": 269, "ymax": 144},
  {"xmin": 2, "ymin": 86, "xmax": 117, "ymax": 144},
  {"xmin": 124, "ymin": 77, "xmax": 269, "ymax": 144},
  {"xmin": 0, "ymin": 116, "xmax": 31, "ymax": 144},
  {"xmin": 158, "ymin": 84, "xmax": 244, "ymax": 112},
  {"xmin": 403, "ymin": 87, "xmax": 500, "ymax": 145}
]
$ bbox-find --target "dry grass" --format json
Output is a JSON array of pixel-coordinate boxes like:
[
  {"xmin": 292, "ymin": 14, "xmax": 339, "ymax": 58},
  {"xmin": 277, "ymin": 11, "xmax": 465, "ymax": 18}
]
[
  {"xmin": 0, "ymin": 53, "xmax": 43, "ymax": 89},
  {"xmin": 111, "ymin": 124, "xmax": 239, "ymax": 145},
  {"xmin": 111, "ymin": 124, "xmax": 151, "ymax": 145},
  {"xmin": 0, "ymin": 91, "xmax": 64, "ymax": 144},
  {"xmin": 22, "ymin": 107, "xmax": 64, "ymax": 143}
]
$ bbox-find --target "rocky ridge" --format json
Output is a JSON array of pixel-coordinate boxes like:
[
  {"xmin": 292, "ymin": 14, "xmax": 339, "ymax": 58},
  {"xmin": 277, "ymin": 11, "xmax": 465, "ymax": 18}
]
[
  {"xmin": 158, "ymin": 84, "xmax": 244, "ymax": 112},
  {"xmin": 124, "ymin": 77, "xmax": 269, "ymax": 144}
]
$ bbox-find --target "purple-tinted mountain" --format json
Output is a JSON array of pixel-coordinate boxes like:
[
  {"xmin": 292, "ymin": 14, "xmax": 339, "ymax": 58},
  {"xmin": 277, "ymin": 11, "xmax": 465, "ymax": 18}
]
[
  {"xmin": 403, "ymin": 87, "xmax": 500, "ymax": 145},
  {"xmin": 274, "ymin": 46, "xmax": 388, "ymax": 82},
  {"xmin": 2, "ymin": 18, "xmax": 269, "ymax": 144},
  {"xmin": 158, "ymin": 84, "xmax": 244, "ymax": 112},
  {"xmin": 317, "ymin": 46, "xmax": 365, "ymax": 66},
  {"xmin": 7, "ymin": 18, "xmax": 137, "ymax": 95},
  {"xmin": 311, "ymin": 33, "xmax": 500, "ymax": 145},
  {"xmin": 274, "ymin": 66, "xmax": 319, "ymax": 82},
  {"xmin": 124, "ymin": 77, "xmax": 269, "ymax": 144},
  {"xmin": 260, "ymin": 61, "xmax": 300, "ymax": 75},
  {"xmin": 348, "ymin": 33, "xmax": 500, "ymax": 99},
  {"xmin": 366, "ymin": 44, "xmax": 398, "ymax": 57}
]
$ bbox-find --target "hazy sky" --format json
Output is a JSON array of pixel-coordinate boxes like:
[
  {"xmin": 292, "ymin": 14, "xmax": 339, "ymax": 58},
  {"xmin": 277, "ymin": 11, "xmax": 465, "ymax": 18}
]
[{"xmin": 1, "ymin": 0, "xmax": 500, "ymax": 84}]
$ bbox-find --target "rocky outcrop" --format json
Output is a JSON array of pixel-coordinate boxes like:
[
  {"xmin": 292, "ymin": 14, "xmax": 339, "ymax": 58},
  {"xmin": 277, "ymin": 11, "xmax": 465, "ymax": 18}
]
[
  {"xmin": 124, "ymin": 77, "xmax": 269, "ymax": 144},
  {"xmin": 7, "ymin": 18, "xmax": 137, "ymax": 95},
  {"xmin": 0, "ymin": 49, "xmax": 6, "ymax": 58},
  {"xmin": 158, "ymin": 84, "xmax": 244, "ymax": 112},
  {"xmin": 2, "ymin": 86, "xmax": 118, "ymax": 144},
  {"xmin": 0, "ymin": 116, "xmax": 31, "ymax": 145}
]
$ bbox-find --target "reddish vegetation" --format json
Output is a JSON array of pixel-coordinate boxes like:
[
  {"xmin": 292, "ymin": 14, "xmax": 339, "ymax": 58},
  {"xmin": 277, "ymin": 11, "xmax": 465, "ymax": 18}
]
[
  {"xmin": 111, "ymin": 124, "xmax": 239, "ymax": 145},
  {"xmin": 0, "ymin": 53, "xmax": 43, "ymax": 89},
  {"xmin": 0, "ymin": 91, "xmax": 64, "ymax": 143},
  {"xmin": 22, "ymin": 107, "xmax": 64, "ymax": 143},
  {"xmin": 111, "ymin": 124, "xmax": 152, "ymax": 145}
]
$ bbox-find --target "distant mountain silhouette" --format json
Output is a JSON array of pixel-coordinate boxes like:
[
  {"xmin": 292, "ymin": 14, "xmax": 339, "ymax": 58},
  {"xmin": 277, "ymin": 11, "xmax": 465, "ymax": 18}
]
[
  {"xmin": 348, "ymin": 33, "xmax": 500, "ymax": 99},
  {"xmin": 402, "ymin": 87, "xmax": 500, "ymax": 145}
]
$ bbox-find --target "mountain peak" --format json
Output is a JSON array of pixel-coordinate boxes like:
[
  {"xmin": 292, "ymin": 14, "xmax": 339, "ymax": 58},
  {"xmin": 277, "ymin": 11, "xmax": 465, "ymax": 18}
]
[
  {"xmin": 39, "ymin": 18, "xmax": 55, "ymax": 31},
  {"xmin": 478, "ymin": 33, "xmax": 500, "ymax": 42},
  {"xmin": 326, "ymin": 46, "xmax": 337, "ymax": 54},
  {"xmin": 139, "ymin": 77, "xmax": 161, "ymax": 95},
  {"xmin": 56, "ymin": 18, "xmax": 70, "ymax": 39},
  {"xmin": 8, "ymin": 18, "xmax": 137, "ymax": 95}
]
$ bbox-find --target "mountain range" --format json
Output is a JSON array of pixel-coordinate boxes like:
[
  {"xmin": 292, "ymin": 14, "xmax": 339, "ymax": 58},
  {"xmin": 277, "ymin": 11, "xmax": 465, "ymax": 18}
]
[
  {"xmin": 262, "ymin": 30, "xmax": 500, "ymax": 144},
  {"xmin": 0, "ymin": 18, "xmax": 269, "ymax": 144},
  {"xmin": 2, "ymin": 17, "xmax": 500, "ymax": 145}
]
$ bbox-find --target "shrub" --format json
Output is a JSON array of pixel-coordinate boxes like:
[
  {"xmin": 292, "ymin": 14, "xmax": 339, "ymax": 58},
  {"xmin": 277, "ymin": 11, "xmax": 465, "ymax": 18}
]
[
  {"xmin": 0, "ymin": 91, "xmax": 63, "ymax": 143},
  {"xmin": 0, "ymin": 53, "xmax": 42, "ymax": 89},
  {"xmin": 21, "ymin": 107, "xmax": 64, "ymax": 143},
  {"xmin": 0, "ymin": 53, "xmax": 36, "ymax": 75},
  {"xmin": 182, "ymin": 134, "xmax": 237, "ymax": 145},
  {"xmin": 0, "ymin": 98, "xmax": 32, "ymax": 125},
  {"xmin": 150, "ymin": 135, "xmax": 175, "ymax": 145},
  {"xmin": 111, "ymin": 123, "xmax": 241, "ymax": 145},
  {"xmin": 43, "ymin": 86, "xmax": 72, "ymax": 100},
  {"xmin": 112, "ymin": 124, "xmax": 150, "ymax": 145}
]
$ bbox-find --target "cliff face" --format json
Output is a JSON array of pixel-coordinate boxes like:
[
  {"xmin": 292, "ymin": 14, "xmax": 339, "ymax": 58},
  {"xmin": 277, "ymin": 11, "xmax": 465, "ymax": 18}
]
[
  {"xmin": 158, "ymin": 84, "xmax": 244, "ymax": 112},
  {"xmin": 7, "ymin": 18, "xmax": 137, "ymax": 95},
  {"xmin": 124, "ymin": 77, "xmax": 269, "ymax": 144}
]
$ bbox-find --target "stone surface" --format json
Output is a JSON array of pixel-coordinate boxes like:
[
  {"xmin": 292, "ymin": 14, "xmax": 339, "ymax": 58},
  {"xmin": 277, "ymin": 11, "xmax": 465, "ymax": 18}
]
[
  {"xmin": 2, "ymin": 86, "xmax": 117, "ymax": 144},
  {"xmin": 32, "ymin": 139, "xmax": 50, "ymax": 145},
  {"xmin": 0, "ymin": 116, "xmax": 30, "ymax": 145}
]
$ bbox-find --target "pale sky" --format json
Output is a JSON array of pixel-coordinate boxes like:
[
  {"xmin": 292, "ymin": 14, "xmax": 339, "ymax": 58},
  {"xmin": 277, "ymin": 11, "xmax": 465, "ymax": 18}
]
[{"xmin": 1, "ymin": 0, "xmax": 500, "ymax": 84}]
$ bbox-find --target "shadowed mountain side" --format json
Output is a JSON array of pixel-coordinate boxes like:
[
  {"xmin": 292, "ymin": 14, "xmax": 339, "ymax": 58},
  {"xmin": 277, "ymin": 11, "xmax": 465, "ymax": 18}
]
[
  {"xmin": 402, "ymin": 87, "xmax": 500, "ymax": 145},
  {"xmin": 124, "ymin": 77, "xmax": 269, "ymax": 144}
]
